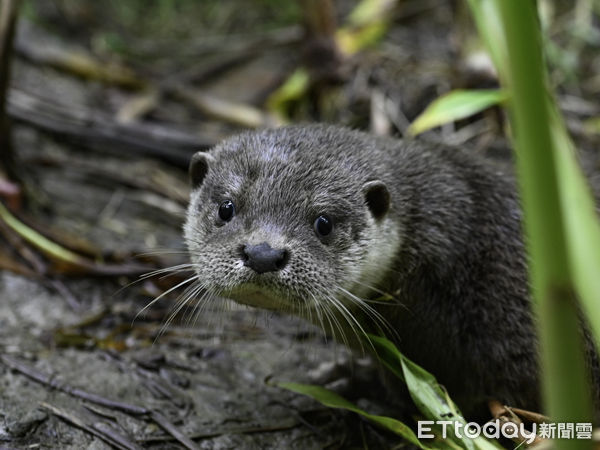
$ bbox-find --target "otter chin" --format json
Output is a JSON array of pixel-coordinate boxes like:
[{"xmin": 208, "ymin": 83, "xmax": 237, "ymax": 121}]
[
  {"xmin": 183, "ymin": 124, "xmax": 600, "ymax": 419},
  {"xmin": 225, "ymin": 283, "xmax": 295, "ymax": 311}
]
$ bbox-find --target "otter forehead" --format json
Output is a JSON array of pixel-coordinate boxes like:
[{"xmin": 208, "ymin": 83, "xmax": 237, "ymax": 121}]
[
  {"xmin": 216, "ymin": 125, "xmax": 376, "ymax": 175},
  {"xmin": 204, "ymin": 128, "xmax": 370, "ymax": 216}
]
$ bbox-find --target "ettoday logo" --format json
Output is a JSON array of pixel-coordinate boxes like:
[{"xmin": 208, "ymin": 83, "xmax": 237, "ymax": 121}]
[{"xmin": 417, "ymin": 420, "xmax": 593, "ymax": 444}]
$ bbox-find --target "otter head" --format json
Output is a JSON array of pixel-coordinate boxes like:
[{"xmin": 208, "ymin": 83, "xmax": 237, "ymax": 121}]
[{"xmin": 184, "ymin": 125, "xmax": 401, "ymax": 340}]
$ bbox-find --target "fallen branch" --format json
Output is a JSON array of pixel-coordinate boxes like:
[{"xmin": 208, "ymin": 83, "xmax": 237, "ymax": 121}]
[{"xmin": 7, "ymin": 88, "xmax": 214, "ymax": 168}]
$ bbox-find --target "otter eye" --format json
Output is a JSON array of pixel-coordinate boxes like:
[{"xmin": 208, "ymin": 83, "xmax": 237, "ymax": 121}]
[
  {"xmin": 314, "ymin": 215, "xmax": 333, "ymax": 237},
  {"xmin": 218, "ymin": 200, "xmax": 235, "ymax": 221}
]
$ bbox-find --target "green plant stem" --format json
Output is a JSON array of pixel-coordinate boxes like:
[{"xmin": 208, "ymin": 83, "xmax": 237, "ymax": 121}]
[{"xmin": 496, "ymin": 1, "xmax": 593, "ymax": 446}]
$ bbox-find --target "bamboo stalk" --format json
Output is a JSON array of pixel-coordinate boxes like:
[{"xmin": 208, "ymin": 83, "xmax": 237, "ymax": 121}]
[{"xmin": 495, "ymin": 1, "xmax": 593, "ymax": 447}]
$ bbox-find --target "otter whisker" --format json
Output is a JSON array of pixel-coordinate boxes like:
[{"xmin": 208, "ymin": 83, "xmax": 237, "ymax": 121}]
[
  {"xmin": 336, "ymin": 286, "xmax": 399, "ymax": 343},
  {"xmin": 303, "ymin": 292, "xmax": 319, "ymax": 340},
  {"xmin": 183, "ymin": 282, "xmax": 214, "ymax": 327},
  {"xmin": 134, "ymin": 249, "xmax": 194, "ymax": 258},
  {"xmin": 325, "ymin": 292, "xmax": 378, "ymax": 355},
  {"xmin": 323, "ymin": 292, "xmax": 367, "ymax": 353},
  {"xmin": 139, "ymin": 263, "xmax": 197, "ymax": 280},
  {"xmin": 191, "ymin": 266, "xmax": 241, "ymax": 330},
  {"xmin": 306, "ymin": 290, "xmax": 329, "ymax": 344},
  {"xmin": 350, "ymin": 279, "xmax": 407, "ymax": 308},
  {"xmin": 317, "ymin": 290, "xmax": 351, "ymax": 349},
  {"xmin": 134, "ymin": 273, "xmax": 201, "ymax": 324},
  {"xmin": 157, "ymin": 279, "xmax": 208, "ymax": 340},
  {"xmin": 190, "ymin": 286, "xmax": 220, "ymax": 329},
  {"xmin": 113, "ymin": 263, "xmax": 198, "ymax": 298},
  {"xmin": 288, "ymin": 283, "xmax": 312, "ymax": 332}
]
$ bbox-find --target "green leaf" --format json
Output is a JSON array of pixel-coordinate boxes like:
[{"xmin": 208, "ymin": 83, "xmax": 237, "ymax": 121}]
[
  {"xmin": 336, "ymin": 0, "xmax": 395, "ymax": 55},
  {"xmin": 336, "ymin": 23, "xmax": 388, "ymax": 54},
  {"xmin": 278, "ymin": 381, "xmax": 431, "ymax": 449},
  {"xmin": 346, "ymin": 0, "xmax": 395, "ymax": 26},
  {"xmin": 550, "ymin": 110, "xmax": 600, "ymax": 359},
  {"xmin": 368, "ymin": 335, "xmax": 503, "ymax": 450},
  {"xmin": 408, "ymin": 89, "xmax": 507, "ymax": 136},
  {"xmin": 279, "ymin": 335, "xmax": 502, "ymax": 449},
  {"xmin": 266, "ymin": 68, "xmax": 310, "ymax": 120},
  {"xmin": 464, "ymin": 0, "xmax": 508, "ymax": 81}
]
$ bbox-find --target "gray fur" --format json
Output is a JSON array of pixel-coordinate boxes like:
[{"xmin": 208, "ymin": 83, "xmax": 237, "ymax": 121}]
[{"xmin": 184, "ymin": 124, "xmax": 599, "ymax": 419}]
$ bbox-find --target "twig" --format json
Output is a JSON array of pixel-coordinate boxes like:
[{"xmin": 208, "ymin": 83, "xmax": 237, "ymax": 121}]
[
  {"xmin": 149, "ymin": 411, "xmax": 199, "ymax": 450},
  {"xmin": 504, "ymin": 406, "xmax": 550, "ymax": 425},
  {"xmin": 47, "ymin": 278, "xmax": 82, "ymax": 311},
  {"xmin": 117, "ymin": 51, "xmax": 261, "ymax": 123},
  {"xmin": 15, "ymin": 37, "xmax": 144, "ymax": 90},
  {"xmin": 170, "ymin": 84, "xmax": 275, "ymax": 129},
  {"xmin": 0, "ymin": 355, "xmax": 149, "ymax": 415},
  {"xmin": 40, "ymin": 402, "xmax": 143, "ymax": 450},
  {"xmin": 0, "ymin": 244, "xmax": 37, "ymax": 275},
  {"xmin": 489, "ymin": 400, "xmax": 544, "ymax": 446},
  {"xmin": 0, "ymin": 211, "xmax": 46, "ymax": 273},
  {"xmin": 30, "ymin": 153, "xmax": 190, "ymax": 205},
  {"xmin": 2, "ymin": 355, "xmax": 201, "ymax": 449},
  {"xmin": 138, "ymin": 417, "xmax": 300, "ymax": 443}
]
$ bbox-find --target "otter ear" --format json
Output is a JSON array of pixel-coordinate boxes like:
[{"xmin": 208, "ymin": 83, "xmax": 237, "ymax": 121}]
[
  {"xmin": 362, "ymin": 180, "xmax": 390, "ymax": 220},
  {"xmin": 189, "ymin": 152, "xmax": 215, "ymax": 188}
]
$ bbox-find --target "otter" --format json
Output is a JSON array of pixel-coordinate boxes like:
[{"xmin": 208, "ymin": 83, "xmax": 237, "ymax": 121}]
[{"xmin": 183, "ymin": 124, "xmax": 597, "ymax": 419}]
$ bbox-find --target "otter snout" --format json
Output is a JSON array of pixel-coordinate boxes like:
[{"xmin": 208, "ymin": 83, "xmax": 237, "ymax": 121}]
[{"xmin": 242, "ymin": 242, "xmax": 289, "ymax": 274}]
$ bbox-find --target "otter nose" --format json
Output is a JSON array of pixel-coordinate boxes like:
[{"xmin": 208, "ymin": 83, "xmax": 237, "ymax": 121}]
[{"xmin": 243, "ymin": 242, "xmax": 288, "ymax": 274}]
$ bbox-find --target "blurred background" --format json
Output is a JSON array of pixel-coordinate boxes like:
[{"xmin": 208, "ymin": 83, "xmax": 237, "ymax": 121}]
[{"xmin": 0, "ymin": 0, "xmax": 599, "ymax": 448}]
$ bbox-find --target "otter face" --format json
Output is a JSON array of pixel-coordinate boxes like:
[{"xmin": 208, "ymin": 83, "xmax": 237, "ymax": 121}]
[{"xmin": 183, "ymin": 127, "xmax": 400, "ymax": 338}]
